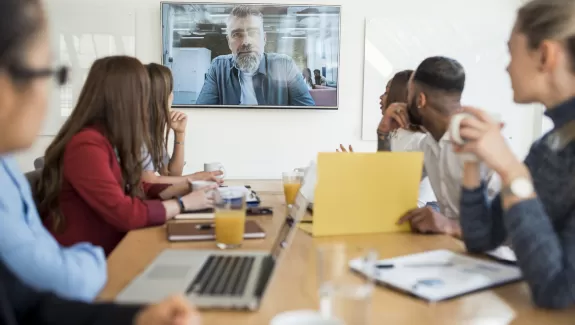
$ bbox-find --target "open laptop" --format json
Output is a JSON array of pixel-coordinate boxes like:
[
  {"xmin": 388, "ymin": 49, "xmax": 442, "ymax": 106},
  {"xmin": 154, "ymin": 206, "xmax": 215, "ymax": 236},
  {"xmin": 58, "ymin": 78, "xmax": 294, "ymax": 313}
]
[{"xmin": 115, "ymin": 169, "xmax": 314, "ymax": 311}]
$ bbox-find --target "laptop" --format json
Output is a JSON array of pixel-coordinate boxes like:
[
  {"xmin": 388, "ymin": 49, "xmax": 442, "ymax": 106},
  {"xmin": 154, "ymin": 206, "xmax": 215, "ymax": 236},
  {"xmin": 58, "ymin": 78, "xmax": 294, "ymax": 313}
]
[{"xmin": 115, "ymin": 170, "xmax": 314, "ymax": 310}]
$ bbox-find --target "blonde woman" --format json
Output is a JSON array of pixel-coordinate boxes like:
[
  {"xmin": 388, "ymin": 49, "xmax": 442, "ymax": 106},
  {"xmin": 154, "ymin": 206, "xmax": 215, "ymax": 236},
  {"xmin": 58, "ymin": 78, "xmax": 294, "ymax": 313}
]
[{"xmin": 457, "ymin": 0, "xmax": 575, "ymax": 308}]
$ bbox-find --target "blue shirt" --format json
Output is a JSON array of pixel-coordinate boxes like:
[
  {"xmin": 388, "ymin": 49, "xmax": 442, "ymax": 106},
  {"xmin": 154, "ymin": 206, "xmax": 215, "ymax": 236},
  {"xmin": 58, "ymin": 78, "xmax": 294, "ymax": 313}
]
[
  {"xmin": 0, "ymin": 156, "xmax": 107, "ymax": 301},
  {"xmin": 196, "ymin": 53, "xmax": 316, "ymax": 106}
]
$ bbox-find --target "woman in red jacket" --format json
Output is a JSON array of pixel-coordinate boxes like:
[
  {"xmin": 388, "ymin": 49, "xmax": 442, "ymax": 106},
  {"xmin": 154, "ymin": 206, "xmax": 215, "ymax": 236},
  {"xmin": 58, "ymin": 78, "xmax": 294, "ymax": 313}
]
[{"xmin": 36, "ymin": 56, "xmax": 213, "ymax": 255}]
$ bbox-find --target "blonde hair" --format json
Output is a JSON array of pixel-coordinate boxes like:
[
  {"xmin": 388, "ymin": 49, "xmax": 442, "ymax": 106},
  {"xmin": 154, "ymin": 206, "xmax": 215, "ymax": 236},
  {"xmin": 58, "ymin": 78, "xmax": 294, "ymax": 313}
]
[
  {"xmin": 518, "ymin": 0, "xmax": 575, "ymax": 150},
  {"xmin": 517, "ymin": 0, "xmax": 575, "ymax": 71}
]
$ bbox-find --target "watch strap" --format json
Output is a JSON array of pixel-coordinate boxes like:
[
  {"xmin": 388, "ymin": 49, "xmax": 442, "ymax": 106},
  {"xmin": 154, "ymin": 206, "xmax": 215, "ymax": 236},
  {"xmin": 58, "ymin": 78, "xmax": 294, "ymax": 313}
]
[{"xmin": 174, "ymin": 196, "xmax": 185, "ymax": 213}]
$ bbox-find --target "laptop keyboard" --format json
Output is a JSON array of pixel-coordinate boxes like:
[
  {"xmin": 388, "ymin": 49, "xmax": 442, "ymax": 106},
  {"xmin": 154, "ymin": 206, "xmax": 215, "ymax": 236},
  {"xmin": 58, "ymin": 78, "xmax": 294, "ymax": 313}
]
[{"xmin": 186, "ymin": 255, "xmax": 255, "ymax": 297}]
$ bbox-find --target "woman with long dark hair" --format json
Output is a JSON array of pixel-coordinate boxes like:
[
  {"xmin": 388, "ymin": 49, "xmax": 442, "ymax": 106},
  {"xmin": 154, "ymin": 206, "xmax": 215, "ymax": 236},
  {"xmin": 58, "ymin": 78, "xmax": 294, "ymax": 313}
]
[
  {"xmin": 0, "ymin": 0, "xmax": 200, "ymax": 323},
  {"xmin": 141, "ymin": 63, "xmax": 222, "ymax": 184},
  {"xmin": 37, "ymin": 56, "xmax": 215, "ymax": 256}
]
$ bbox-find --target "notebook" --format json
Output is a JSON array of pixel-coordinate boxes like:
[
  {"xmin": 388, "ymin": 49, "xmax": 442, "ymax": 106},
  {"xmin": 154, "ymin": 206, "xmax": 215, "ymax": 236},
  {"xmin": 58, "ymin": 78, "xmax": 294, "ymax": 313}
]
[
  {"xmin": 485, "ymin": 246, "xmax": 517, "ymax": 263},
  {"xmin": 174, "ymin": 208, "xmax": 214, "ymax": 220},
  {"xmin": 349, "ymin": 249, "xmax": 522, "ymax": 302},
  {"xmin": 166, "ymin": 221, "xmax": 266, "ymax": 242}
]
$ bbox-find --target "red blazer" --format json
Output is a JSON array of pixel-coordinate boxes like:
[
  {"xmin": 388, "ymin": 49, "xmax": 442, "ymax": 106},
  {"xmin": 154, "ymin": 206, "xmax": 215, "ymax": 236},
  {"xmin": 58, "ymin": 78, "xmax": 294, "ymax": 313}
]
[{"xmin": 43, "ymin": 127, "xmax": 169, "ymax": 255}]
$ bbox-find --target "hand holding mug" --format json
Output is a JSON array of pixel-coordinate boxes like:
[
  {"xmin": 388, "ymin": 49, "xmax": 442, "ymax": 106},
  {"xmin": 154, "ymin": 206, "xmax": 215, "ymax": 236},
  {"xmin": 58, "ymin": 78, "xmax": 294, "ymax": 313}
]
[
  {"xmin": 182, "ymin": 183, "xmax": 217, "ymax": 211},
  {"xmin": 190, "ymin": 171, "xmax": 224, "ymax": 184},
  {"xmin": 451, "ymin": 107, "xmax": 518, "ymax": 174},
  {"xmin": 204, "ymin": 162, "xmax": 226, "ymax": 180}
]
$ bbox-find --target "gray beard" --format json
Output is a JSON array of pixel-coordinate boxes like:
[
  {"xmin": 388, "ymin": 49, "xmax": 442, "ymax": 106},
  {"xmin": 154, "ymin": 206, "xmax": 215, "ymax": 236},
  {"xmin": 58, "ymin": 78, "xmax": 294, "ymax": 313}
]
[{"xmin": 235, "ymin": 53, "xmax": 260, "ymax": 74}]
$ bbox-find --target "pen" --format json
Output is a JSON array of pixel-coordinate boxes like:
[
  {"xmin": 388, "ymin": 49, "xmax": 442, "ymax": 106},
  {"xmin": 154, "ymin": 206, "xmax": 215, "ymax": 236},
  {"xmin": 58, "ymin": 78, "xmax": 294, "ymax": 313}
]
[
  {"xmin": 299, "ymin": 220, "xmax": 313, "ymax": 224},
  {"xmin": 195, "ymin": 224, "xmax": 214, "ymax": 230},
  {"xmin": 376, "ymin": 262, "xmax": 453, "ymax": 269}
]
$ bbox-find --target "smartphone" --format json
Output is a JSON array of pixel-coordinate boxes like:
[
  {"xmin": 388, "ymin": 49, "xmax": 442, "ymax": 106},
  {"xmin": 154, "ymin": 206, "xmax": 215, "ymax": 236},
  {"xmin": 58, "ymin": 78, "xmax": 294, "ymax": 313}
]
[{"xmin": 246, "ymin": 207, "xmax": 273, "ymax": 216}]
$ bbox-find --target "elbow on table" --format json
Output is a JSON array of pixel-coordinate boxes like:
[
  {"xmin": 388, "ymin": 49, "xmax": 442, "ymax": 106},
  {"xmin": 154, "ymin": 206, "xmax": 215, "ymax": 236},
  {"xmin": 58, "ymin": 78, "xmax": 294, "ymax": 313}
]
[
  {"xmin": 532, "ymin": 293, "xmax": 575, "ymax": 310},
  {"xmin": 66, "ymin": 270, "xmax": 107, "ymax": 301},
  {"xmin": 525, "ymin": 271, "xmax": 575, "ymax": 309}
]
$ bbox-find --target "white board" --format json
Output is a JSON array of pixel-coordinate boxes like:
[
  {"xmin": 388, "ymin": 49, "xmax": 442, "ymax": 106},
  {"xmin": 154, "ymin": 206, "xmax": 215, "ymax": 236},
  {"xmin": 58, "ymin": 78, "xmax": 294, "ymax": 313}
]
[
  {"xmin": 361, "ymin": 0, "xmax": 537, "ymax": 158},
  {"xmin": 41, "ymin": 1, "xmax": 136, "ymax": 135}
]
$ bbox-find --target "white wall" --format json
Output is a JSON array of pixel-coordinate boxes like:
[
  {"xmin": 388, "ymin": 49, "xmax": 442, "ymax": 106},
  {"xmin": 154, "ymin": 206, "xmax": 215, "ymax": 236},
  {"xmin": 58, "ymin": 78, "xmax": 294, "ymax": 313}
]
[{"xmin": 14, "ymin": 0, "xmax": 542, "ymax": 178}]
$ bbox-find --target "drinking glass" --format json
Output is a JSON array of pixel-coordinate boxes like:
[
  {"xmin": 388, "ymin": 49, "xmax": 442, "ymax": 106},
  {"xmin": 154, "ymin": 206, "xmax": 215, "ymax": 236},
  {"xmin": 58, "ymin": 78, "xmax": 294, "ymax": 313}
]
[
  {"xmin": 282, "ymin": 171, "xmax": 303, "ymax": 209},
  {"xmin": 316, "ymin": 243, "xmax": 377, "ymax": 325},
  {"xmin": 214, "ymin": 189, "xmax": 246, "ymax": 249}
]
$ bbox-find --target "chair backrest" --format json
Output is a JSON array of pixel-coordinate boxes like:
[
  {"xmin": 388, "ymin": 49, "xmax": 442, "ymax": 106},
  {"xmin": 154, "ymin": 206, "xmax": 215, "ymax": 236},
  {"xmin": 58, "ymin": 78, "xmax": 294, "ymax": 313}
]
[
  {"xmin": 33, "ymin": 157, "xmax": 45, "ymax": 170},
  {"xmin": 24, "ymin": 168, "xmax": 42, "ymax": 206}
]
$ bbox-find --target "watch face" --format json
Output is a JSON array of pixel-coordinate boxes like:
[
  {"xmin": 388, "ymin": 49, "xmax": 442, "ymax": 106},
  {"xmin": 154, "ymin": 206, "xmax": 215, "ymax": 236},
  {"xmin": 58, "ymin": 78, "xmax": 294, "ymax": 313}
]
[{"xmin": 511, "ymin": 178, "xmax": 534, "ymax": 198}]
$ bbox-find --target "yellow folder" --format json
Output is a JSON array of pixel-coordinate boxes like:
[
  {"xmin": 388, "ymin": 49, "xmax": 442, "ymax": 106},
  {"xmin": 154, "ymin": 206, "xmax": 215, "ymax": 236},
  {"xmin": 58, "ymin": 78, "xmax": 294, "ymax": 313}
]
[{"xmin": 311, "ymin": 152, "xmax": 424, "ymax": 236}]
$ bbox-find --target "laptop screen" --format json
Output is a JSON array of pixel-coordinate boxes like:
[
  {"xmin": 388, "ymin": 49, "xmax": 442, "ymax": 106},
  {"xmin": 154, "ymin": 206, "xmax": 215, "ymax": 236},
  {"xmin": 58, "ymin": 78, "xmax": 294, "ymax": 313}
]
[{"xmin": 269, "ymin": 191, "xmax": 309, "ymax": 260}]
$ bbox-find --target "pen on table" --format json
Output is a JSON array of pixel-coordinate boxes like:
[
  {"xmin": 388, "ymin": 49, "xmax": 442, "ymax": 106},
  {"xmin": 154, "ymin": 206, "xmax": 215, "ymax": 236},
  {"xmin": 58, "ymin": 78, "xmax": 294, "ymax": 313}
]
[
  {"xmin": 195, "ymin": 224, "xmax": 214, "ymax": 230},
  {"xmin": 299, "ymin": 220, "xmax": 313, "ymax": 224},
  {"xmin": 376, "ymin": 262, "xmax": 454, "ymax": 269}
]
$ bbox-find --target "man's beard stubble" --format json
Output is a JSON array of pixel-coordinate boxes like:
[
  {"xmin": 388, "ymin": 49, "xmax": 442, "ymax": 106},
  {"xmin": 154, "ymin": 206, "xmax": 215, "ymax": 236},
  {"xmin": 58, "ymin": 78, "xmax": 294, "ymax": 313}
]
[{"xmin": 235, "ymin": 51, "xmax": 261, "ymax": 74}]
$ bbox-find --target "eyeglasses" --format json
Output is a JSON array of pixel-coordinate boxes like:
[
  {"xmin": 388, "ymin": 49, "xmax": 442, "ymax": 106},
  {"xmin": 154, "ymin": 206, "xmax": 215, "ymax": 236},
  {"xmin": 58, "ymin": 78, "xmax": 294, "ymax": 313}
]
[{"xmin": 9, "ymin": 65, "xmax": 69, "ymax": 86}]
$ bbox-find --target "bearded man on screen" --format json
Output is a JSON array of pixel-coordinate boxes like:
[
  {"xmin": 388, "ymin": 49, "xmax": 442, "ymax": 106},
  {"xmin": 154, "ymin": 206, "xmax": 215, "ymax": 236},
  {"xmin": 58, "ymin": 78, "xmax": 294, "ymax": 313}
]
[{"xmin": 196, "ymin": 5, "xmax": 315, "ymax": 106}]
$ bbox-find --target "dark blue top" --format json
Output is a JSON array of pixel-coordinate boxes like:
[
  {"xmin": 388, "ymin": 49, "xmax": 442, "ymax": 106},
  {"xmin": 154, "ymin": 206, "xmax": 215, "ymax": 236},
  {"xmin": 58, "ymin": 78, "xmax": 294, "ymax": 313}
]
[
  {"xmin": 196, "ymin": 53, "xmax": 315, "ymax": 106},
  {"xmin": 460, "ymin": 97, "xmax": 575, "ymax": 309}
]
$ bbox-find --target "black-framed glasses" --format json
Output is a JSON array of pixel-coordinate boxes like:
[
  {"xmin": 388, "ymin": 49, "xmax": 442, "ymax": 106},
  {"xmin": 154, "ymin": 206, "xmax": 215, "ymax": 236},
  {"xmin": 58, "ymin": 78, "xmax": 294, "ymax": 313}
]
[{"xmin": 9, "ymin": 65, "xmax": 69, "ymax": 86}]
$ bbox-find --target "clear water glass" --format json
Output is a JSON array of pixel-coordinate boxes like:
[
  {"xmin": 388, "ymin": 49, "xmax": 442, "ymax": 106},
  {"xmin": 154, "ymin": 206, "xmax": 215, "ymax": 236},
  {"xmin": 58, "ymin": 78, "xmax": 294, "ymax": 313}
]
[{"xmin": 316, "ymin": 243, "xmax": 377, "ymax": 325}]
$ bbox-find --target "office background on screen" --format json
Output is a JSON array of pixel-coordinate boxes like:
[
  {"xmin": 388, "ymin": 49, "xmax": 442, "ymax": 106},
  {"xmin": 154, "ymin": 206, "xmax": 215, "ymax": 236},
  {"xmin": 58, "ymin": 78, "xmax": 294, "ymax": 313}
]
[{"xmin": 161, "ymin": 3, "xmax": 341, "ymax": 107}]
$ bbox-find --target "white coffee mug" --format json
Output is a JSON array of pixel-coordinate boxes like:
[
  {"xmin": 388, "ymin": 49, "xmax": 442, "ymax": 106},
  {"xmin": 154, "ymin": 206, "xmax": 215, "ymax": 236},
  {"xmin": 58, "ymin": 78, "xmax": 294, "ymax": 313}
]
[
  {"xmin": 449, "ymin": 111, "xmax": 502, "ymax": 162},
  {"xmin": 204, "ymin": 162, "xmax": 226, "ymax": 179},
  {"xmin": 270, "ymin": 310, "xmax": 344, "ymax": 325},
  {"xmin": 449, "ymin": 111, "xmax": 502, "ymax": 145}
]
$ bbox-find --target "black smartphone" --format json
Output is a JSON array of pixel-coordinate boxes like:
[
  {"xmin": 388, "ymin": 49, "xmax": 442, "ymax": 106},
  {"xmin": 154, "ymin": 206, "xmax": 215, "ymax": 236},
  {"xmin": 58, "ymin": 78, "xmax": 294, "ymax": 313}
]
[{"xmin": 246, "ymin": 207, "xmax": 273, "ymax": 216}]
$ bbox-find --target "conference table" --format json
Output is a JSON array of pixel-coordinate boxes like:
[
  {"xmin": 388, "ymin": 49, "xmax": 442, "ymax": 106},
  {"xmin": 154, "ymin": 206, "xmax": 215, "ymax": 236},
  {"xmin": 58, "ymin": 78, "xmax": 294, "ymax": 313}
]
[{"xmin": 99, "ymin": 180, "xmax": 575, "ymax": 324}]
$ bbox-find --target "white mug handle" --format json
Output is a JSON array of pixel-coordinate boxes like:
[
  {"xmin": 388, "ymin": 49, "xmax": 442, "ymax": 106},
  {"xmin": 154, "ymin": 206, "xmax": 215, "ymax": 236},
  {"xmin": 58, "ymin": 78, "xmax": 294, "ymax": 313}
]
[
  {"xmin": 218, "ymin": 165, "xmax": 226, "ymax": 179},
  {"xmin": 449, "ymin": 113, "xmax": 479, "ymax": 162}
]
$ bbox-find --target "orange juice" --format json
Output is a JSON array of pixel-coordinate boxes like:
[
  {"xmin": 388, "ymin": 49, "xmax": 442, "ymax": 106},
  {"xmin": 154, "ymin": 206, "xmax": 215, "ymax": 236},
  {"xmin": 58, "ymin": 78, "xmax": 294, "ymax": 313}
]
[
  {"xmin": 214, "ymin": 209, "xmax": 245, "ymax": 248},
  {"xmin": 283, "ymin": 182, "xmax": 302, "ymax": 205}
]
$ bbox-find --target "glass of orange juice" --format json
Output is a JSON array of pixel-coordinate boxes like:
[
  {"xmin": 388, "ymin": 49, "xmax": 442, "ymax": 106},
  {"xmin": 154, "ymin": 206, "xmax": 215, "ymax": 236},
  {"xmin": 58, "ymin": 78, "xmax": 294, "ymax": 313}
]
[
  {"xmin": 282, "ymin": 171, "xmax": 303, "ymax": 208},
  {"xmin": 214, "ymin": 189, "xmax": 246, "ymax": 249}
]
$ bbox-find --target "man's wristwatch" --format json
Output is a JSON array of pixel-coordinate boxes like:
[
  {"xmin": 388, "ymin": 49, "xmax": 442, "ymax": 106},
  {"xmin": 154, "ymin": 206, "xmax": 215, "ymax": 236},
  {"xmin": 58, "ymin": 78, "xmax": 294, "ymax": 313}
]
[{"xmin": 501, "ymin": 177, "xmax": 534, "ymax": 199}]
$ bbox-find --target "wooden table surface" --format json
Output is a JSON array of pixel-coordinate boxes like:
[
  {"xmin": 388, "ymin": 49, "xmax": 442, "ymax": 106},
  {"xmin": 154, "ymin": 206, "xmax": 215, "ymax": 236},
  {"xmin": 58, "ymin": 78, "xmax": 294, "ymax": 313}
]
[{"xmin": 99, "ymin": 180, "xmax": 575, "ymax": 324}]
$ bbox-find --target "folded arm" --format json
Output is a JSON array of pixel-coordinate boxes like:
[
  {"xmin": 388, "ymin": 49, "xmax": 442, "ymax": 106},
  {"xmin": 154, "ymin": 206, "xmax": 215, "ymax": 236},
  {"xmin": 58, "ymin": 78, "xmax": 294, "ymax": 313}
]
[
  {"xmin": 460, "ymin": 162, "xmax": 506, "ymax": 252},
  {"xmin": 498, "ymin": 163, "xmax": 575, "ymax": 309}
]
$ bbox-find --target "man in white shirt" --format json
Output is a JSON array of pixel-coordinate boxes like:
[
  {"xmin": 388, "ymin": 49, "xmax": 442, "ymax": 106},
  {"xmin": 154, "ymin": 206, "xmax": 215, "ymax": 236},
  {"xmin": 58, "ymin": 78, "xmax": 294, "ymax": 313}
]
[{"xmin": 378, "ymin": 56, "xmax": 500, "ymax": 237}]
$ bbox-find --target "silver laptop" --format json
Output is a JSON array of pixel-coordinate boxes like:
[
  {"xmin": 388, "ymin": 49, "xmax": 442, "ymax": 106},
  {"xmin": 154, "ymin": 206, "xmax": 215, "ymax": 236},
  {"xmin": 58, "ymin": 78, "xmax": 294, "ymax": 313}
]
[{"xmin": 116, "ymin": 174, "xmax": 313, "ymax": 310}]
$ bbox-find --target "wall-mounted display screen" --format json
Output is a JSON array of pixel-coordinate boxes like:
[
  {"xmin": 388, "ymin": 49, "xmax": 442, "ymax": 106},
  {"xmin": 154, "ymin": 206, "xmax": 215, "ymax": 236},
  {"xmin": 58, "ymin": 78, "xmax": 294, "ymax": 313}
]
[{"xmin": 161, "ymin": 2, "xmax": 341, "ymax": 109}]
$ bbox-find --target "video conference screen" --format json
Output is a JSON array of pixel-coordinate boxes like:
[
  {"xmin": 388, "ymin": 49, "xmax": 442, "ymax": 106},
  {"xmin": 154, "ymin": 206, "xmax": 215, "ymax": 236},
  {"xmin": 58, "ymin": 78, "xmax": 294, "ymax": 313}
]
[{"xmin": 161, "ymin": 2, "xmax": 341, "ymax": 109}]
